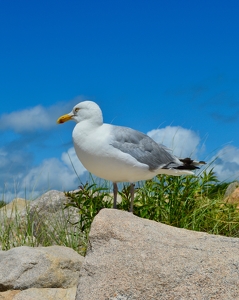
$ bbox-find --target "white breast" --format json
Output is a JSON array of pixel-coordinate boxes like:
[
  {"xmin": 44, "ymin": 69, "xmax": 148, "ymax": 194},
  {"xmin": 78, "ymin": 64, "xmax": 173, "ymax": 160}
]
[{"xmin": 72, "ymin": 122, "xmax": 154, "ymax": 182}]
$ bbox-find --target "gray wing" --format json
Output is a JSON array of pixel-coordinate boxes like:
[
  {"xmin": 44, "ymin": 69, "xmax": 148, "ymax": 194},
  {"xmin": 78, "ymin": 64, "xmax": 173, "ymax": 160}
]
[{"xmin": 110, "ymin": 126, "xmax": 180, "ymax": 171}]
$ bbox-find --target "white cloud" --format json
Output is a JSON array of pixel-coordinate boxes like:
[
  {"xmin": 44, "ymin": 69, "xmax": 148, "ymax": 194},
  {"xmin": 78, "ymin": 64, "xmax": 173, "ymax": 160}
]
[
  {"xmin": 61, "ymin": 147, "xmax": 86, "ymax": 176},
  {"xmin": 0, "ymin": 146, "xmax": 34, "ymax": 185},
  {"xmin": 0, "ymin": 149, "xmax": 8, "ymax": 168},
  {"xmin": 0, "ymin": 97, "xmax": 84, "ymax": 133},
  {"xmin": 212, "ymin": 145, "xmax": 239, "ymax": 181},
  {"xmin": 21, "ymin": 151, "xmax": 87, "ymax": 195},
  {"xmin": 0, "ymin": 106, "xmax": 53, "ymax": 132},
  {"xmin": 147, "ymin": 126, "xmax": 201, "ymax": 158},
  {"xmin": 0, "ymin": 147, "xmax": 88, "ymax": 202}
]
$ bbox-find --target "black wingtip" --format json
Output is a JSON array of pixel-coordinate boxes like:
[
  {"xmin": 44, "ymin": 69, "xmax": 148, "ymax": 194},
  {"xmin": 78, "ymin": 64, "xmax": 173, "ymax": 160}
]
[{"xmin": 178, "ymin": 157, "xmax": 206, "ymax": 170}]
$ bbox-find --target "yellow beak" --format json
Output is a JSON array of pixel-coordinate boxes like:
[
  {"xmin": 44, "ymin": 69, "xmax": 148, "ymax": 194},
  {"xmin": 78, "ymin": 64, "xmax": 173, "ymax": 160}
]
[{"xmin": 56, "ymin": 114, "xmax": 72, "ymax": 124}]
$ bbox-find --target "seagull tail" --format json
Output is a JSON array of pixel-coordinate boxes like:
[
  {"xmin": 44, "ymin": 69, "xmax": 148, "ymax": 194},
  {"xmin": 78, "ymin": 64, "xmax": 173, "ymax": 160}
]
[{"xmin": 177, "ymin": 157, "xmax": 206, "ymax": 170}]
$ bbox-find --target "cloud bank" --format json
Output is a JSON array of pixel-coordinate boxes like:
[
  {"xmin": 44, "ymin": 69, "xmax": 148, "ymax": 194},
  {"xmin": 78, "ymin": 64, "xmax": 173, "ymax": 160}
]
[
  {"xmin": 147, "ymin": 126, "xmax": 201, "ymax": 158},
  {"xmin": 212, "ymin": 145, "xmax": 239, "ymax": 181},
  {"xmin": 0, "ymin": 98, "xmax": 83, "ymax": 133},
  {"xmin": 1, "ymin": 147, "xmax": 87, "ymax": 202}
]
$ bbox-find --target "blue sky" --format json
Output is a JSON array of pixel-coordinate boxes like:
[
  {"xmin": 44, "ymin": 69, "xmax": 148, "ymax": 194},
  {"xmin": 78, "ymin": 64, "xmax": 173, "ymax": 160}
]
[{"xmin": 1, "ymin": 0, "xmax": 239, "ymax": 201}]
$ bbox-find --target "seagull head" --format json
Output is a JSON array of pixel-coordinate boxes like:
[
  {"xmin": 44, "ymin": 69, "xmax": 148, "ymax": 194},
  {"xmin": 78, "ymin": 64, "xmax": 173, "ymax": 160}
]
[{"xmin": 57, "ymin": 101, "xmax": 103, "ymax": 125}]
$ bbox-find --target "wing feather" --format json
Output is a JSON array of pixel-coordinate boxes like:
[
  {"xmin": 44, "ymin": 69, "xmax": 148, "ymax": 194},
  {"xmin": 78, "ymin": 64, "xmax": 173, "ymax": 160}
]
[{"xmin": 110, "ymin": 126, "xmax": 179, "ymax": 171}]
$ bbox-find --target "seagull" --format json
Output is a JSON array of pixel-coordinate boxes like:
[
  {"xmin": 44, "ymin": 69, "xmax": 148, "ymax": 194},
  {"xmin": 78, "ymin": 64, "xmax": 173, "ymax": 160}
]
[{"xmin": 57, "ymin": 101, "xmax": 205, "ymax": 212}]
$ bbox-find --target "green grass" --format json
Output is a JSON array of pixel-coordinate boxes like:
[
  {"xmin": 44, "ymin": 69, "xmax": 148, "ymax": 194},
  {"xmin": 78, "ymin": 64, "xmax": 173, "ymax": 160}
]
[
  {"xmin": 0, "ymin": 169, "xmax": 239, "ymax": 255},
  {"xmin": 65, "ymin": 169, "xmax": 239, "ymax": 239},
  {"xmin": 132, "ymin": 170, "xmax": 239, "ymax": 237},
  {"xmin": 0, "ymin": 200, "xmax": 6, "ymax": 209},
  {"xmin": 0, "ymin": 200, "xmax": 88, "ymax": 255}
]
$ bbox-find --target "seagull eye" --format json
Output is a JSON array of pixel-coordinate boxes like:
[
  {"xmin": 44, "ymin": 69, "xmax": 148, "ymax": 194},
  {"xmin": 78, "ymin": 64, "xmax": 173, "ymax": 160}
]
[{"xmin": 74, "ymin": 107, "xmax": 80, "ymax": 114}]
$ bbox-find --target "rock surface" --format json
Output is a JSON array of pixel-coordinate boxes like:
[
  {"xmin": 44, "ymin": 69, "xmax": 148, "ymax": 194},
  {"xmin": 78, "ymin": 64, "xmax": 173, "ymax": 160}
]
[
  {"xmin": 0, "ymin": 246, "xmax": 84, "ymax": 292},
  {"xmin": 26, "ymin": 190, "xmax": 80, "ymax": 240},
  {"xmin": 22, "ymin": 190, "xmax": 80, "ymax": 243},
  {"xmin": 225, "ymin": 187, "xmax": 239, "ymax": 207},
  {"xmin": 76, "ymin": 208, "xmax": 239, "ymax": 300},
  {"xmin": 0, "ymin": 290, "xmax": 20, "ymax": 300},
  {"xmin": 0, "ymin": 198, "xmax": 29, "ymax": 219},
  {"xmin": 0, "ymin": 287, "xmax": 76, "ymax": 300},
  {"xmin": 224, "ymin": 181, "xmax": 239, "ymax": 198},
  {"xmin": 10, "ymin": 287, "xmax": 76, "ymax": 300},
  {"xmin": 28, "ymin": 190, "xmax": 70, "ymax": 214}
]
